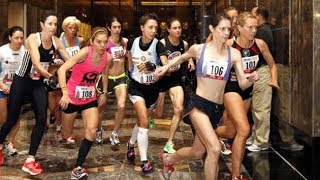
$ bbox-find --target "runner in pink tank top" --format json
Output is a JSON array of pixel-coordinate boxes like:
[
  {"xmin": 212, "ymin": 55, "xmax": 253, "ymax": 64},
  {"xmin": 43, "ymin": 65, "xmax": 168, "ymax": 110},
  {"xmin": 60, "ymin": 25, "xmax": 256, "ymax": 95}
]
[
  {"xmin": 67, "ymin": 45, "xmax": 107, "ymax": 105},
  {"xmin": 57, "ymin": 27, "xmax": 110, "ymax": 179}
]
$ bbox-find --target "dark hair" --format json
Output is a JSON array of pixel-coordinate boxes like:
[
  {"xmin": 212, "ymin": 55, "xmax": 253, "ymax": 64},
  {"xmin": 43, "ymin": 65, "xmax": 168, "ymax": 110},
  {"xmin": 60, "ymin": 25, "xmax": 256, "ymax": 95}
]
[
  {"xmin": 211, "ymin": 12, "xmax": 230, "ymax": 28},
  {"xmin": 256, "ymin": 6, "xmax": 269, "ymax": 20},
  {"xmin": 139, "ymin": 13, "xmax": 159, "ymax": 26},
  {"xmin": 167, "ymin": 17, "xmax": 181, "ymax": 29},
  {"xmin": 205, "ymin": 13, "xmax": 231, "ymax": 43},
  {"xmin": 224, "ymin": 6, "xmax": 237, "ymax": 15},
  {"xmin": 40, "ymin": 10, "xmax": 57, "ymax": 23},
  {"xmin": 106, "ymin": 16, "xmax": 124, "ymax": 44},
  {"xmin": 2, "ymin": 26, "xmax": 24, "ymax": 44},
  {"xmin": 106, "ymin": 16, "xmax": 122, "ymax": 29}
]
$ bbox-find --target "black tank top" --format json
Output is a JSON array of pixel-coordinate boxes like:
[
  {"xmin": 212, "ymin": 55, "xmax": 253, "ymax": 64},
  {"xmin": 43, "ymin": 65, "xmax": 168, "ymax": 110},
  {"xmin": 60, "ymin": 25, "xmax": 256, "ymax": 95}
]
[
  {"xmin": 16, "ymin": 32, "xmax": 56, "ymax": 78},
  {"xmin": 228, "ymin": 38, "xmax": 262, "ymax": 81},
  {"xmin": 162, "ymin": 37, "xmax": 185, "ymax": 76}
]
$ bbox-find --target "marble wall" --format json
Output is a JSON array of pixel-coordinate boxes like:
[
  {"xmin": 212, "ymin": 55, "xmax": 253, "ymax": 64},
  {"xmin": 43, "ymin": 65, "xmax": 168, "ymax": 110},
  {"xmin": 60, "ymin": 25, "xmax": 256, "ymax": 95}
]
[
  {"xmin": 313, "ymin": 0, "xmax": 320, "ymax": 137},
  {"xmin": 290, "ymin": 0, "xmax": 314, "ymax": 136},
  {"xmin": 0, "ymin": 0, "xmax": 8, "ymax": 45}
]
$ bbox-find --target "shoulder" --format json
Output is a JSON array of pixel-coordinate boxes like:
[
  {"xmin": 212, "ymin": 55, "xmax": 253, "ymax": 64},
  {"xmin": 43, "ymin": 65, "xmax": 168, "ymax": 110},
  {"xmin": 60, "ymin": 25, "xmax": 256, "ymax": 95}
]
[
  {"xmin": 255, "ymin": 38, "xmax": 267, "ymax": 49},
  {"xmin": 191, "ymin": 43, "xmax": 204, "ymax": 51},
  {"xmin": 229, "ymin": 46, "xmax": 241, "ymax": 63},
  {"xmin": 122, "ymin": 37, "xmax": 128, "ymax": 44},
  {"xmin": 183, "ymin": 40, "xmax": 188, "ymax": 48},
  {"xmin": 25, "ymin": 33, "xmax": 38, "ymax": 48}
]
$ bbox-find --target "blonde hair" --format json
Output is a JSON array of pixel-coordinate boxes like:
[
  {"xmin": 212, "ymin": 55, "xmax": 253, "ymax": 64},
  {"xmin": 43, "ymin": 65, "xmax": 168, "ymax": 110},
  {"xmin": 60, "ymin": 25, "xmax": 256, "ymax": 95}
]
[
  {"xmin": 235, "ymin": 12, "xmax": 256, "ymax": 34},
  {"xmin": 62, "ymin": 16, "xmax": 81, "ymax": 32}
]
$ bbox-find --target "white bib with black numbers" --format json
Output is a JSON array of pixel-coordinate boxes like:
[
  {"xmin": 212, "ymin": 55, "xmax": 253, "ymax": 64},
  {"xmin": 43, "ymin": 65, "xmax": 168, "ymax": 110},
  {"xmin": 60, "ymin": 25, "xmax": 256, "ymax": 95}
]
[
  {"xmin": 139, "ymin": 72, "xmax": 156, "ymax": 84},
  {"xmin": 130, "ymin": 37, "xmax": 158, "ymax": 85},
  {"xmin": 242, "ymin": 55, "xmax": 259, "ymax": 75},
  {"xmin": 3, "ymin": 68, "xmax": 16, "ymax": 85},
  {"xmin": 66, "ymin": 46, "xmax": 80, "ymax": 57},
  {"xmin": 203, "ymin": 59, "xmax": 228, "ymax": 80},
  {"xmin": 168, "ymin": 51, "xmax": 181, "ymax": 72},
  {"xmin": 30, "ymin": 62, "xmax": 49, "ymax": 80},
  {"xmin": 75, "ymin": 86, "xmax": 95, "ymax": 100},
  {"xmin": 110, "ymin": 46, "xmax": 126, "ymax": 61}
]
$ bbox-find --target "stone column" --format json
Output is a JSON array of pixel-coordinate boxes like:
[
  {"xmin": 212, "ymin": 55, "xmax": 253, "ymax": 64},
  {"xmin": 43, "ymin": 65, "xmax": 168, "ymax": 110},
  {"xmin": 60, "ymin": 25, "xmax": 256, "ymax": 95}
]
[{"xmin": 0, "ymin": 0, "xmax": 8, "ymax": 45}]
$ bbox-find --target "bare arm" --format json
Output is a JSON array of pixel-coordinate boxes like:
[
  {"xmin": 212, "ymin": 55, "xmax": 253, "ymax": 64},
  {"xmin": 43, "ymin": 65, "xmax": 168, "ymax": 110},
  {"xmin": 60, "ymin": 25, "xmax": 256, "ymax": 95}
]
[
  {"xmin": 25, "ymin": 34, "xmax": 51, "ymax": 78},
  {"xmin": 256, "ymin": 39, "xmax": 279, "ymax": 89},
  {"xmin": 54, "ymin": 36, "xmax": 71, "ymax": 61},
  {"xmin": 98, "ymin": 56, "xmax": 110, "ymax": 107},
  {"xmin": 184, "ymin": 41, "xmax": 195, "ymax": 71},
  {"xmin": 126, "ymin": 50, "xmax": 133, "ymax": 72},
  {"xmin": 155, "ymin": 44, "xmax": 199, "ymax": 77}
]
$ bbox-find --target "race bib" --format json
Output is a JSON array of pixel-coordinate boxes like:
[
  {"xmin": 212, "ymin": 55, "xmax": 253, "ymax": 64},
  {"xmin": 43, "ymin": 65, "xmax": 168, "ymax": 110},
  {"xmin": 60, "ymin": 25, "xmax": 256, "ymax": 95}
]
[
  {"xmin": 75, "ymin": 86, "xmax": 95, "ymax": 100},
  {"xmin": 168, "ymin": 51, "xmax": 181, "ymax": 71},
  {"xmin": 30, "ymin": 62, "xmax": 49, "ymax": 80},
  {"xmin": 66, "ymin": 46, "xmax": 80, "ymax": 57},
  {"xmin": 140, "ymin": 73, "xmax": 156, "ymax": 84},
  {"xmin": 203, "ymin": 60, "xmax": 228, "ymax": 80},
  {"xmin": 110, "ymin": 46, "xmax": 126, "ymax": 61},
  {"xmin": 242, "ymin": 55, "xmax": 259, "ymax": 74},
  {"xmin": 3, "ymin": 68, "xmax": 16, "ymax": 85}
]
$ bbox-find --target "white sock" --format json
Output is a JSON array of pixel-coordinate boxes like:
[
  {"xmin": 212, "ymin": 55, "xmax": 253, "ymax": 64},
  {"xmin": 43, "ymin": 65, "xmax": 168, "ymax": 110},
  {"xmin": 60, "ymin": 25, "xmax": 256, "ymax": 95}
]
[
  {"xmin": 137, "ymin": 127, "xmax": 149, "ymax": 161},
  {"xmin": 129, "ymin": 124, "xmax": 139, "ymax": 145},
  {"xmin": 26, "ymin": 157, "xmax": 35, "ymax": 163}
]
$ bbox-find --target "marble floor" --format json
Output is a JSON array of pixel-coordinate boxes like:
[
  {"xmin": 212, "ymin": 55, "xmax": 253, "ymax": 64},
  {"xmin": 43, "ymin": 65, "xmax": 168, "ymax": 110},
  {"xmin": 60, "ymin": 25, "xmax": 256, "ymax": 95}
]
[{"xmin": 0, "ymin": 106, "xmax": 309, "ymax": 180}]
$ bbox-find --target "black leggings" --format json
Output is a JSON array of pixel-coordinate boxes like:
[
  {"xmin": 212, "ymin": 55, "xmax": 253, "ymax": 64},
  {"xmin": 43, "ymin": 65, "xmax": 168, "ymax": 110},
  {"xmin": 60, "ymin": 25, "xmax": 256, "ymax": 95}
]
[{"xmin": 0, "ymin": 75, "xmax": 47, "ymax": 156}]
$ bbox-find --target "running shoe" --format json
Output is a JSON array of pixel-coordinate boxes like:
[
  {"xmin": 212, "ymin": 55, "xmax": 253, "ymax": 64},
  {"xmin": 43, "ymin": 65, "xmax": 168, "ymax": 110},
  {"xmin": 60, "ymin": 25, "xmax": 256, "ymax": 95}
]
[
  {"xmin": 71, "ymin": 166, "xmax": 88, "ymax": 180},
  {"xmin": 246, "ymin": 144, "xmax": 269, "ymax": 152},
  {"xmin": 234, "ymin": 174, "xmax": 248, "ymax": 180},
  {"xmin": 110, "ymin": 131, "xmax": 120, "ymax": 145},
  {"xmin": 141, "ymin": 160, "xmax": 154, "ymax": 174},
  {"xmin": 126, "ymin": 141, "xmax": 135, "ymax": 162},
  {"xmin": 66, "ymin": 135, "xmax": 76, "ymax": 145},
  {"xmin": 0, "ymin": 149, "xmax": 4, "ymax": 165},
  {"xmin": 55, "ymin": 131, "xmax": 63, "ymax": 142},
  {"xmin": 279, "ymin": 142, "xmax": 304, "ymax": 151},
  {"xmin": 246, "ymin": 136, "xmax": 253, "ymax": 146},
  {"xmin": 95, "ymin": 129, "xmax": 103, "ymax": 144},
  {"xmin": 220, "ymin": 139, "xmax": 232, "ymax": 155},
  {"xmin": 163, "ymin": 142, "xmax": 176, "ymax": 154},
  {"xmin": 22, "ymin": 160, "xmax": 43, "ymax": 175},
  {"xmin": 5, "ymin": 142, "xmax": 18, "ymax": 155},
  {"xmin": 160, "ymin": 153, "xmax": 174, "ymax": 180}
]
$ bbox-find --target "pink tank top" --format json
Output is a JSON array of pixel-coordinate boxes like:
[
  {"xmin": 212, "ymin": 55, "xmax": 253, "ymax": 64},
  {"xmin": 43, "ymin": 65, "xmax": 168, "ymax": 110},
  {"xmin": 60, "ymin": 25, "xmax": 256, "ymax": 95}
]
[
  {"xmin": 107, "ymin": 39, "xmax": 126, "ymax": 61},
  {"xmin": 67, "ymin": 46, "xmax": 108, "ymax": 105}
]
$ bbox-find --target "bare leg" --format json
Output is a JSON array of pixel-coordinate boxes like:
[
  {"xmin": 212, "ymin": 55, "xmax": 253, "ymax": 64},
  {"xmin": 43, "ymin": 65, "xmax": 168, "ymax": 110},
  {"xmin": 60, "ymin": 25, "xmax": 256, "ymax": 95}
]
[
  {"xmin": 167, "ymin": 109, "xmax": 221, "ymax": 180},
  {"xmin": 61, "ymin": 112, "xmax": 77, "ymax": 139},
  {"xmin": 167, "ymin": 86, "xmax": 184, "ymax": 143},
  {"xmin": 153, "ymin": 92, "xmax": 165, "ymax": 118},
  {"xmin": 225, "ymin": 93, "xmax": 251, "ymax": 179},
  {"xmin": 113, "ymin": 85, "xmax": 127, "ymax": 131}
]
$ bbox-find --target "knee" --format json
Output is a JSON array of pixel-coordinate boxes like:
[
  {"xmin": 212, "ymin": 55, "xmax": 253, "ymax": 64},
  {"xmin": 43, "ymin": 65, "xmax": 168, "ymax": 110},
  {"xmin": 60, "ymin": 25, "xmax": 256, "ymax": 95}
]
[
  {"xmin": 117, "ymin": 102, "xmax": 125, "ymax": 111},
  {"xmin": 85, "ymin": 127, "xmax": 96, "ymax": 140},
  {"xmin": 236, "ymin": 124, "xmax": 250, "ymax": 138},
  {"xmin": 173, "ymin": 105, "xmax": 183, "ymax": 117},
  {"xmin": 207, "ymin": 143, "xmax": 221, "ymax": 158}
]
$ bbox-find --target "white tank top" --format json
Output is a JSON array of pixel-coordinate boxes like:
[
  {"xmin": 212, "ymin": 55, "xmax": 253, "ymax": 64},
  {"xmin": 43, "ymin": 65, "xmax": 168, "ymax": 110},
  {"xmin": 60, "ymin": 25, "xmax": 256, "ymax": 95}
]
[
  {"xmin": 0, "ymin": 44, "xmax": 25, "ymax": 90},
  {"xmin": 130, "ymin": 37, "xmax": 158, "ymax": 84}
]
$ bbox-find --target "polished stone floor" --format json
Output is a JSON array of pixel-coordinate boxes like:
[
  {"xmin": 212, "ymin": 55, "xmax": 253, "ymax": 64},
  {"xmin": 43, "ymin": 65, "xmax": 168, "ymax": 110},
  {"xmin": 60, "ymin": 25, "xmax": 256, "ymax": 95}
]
[{"xmin": 0, "ymin": 105, "xmax": 310, "ymax": 180}]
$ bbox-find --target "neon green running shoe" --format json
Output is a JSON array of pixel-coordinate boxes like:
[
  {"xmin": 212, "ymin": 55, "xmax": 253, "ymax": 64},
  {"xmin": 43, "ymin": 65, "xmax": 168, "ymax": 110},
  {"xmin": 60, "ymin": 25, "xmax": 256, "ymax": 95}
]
[{"xmin": 163, "ymin": 142, "xmax": 176, "ymax": 154}]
